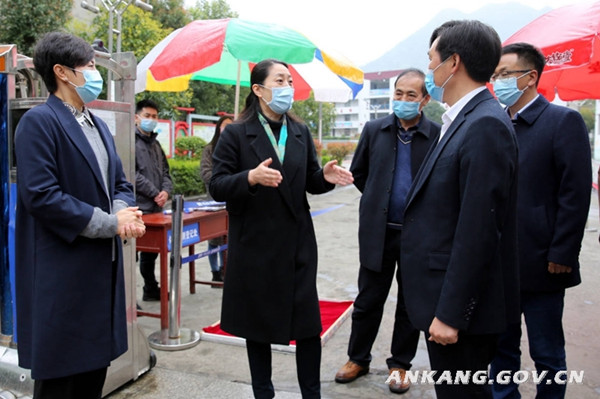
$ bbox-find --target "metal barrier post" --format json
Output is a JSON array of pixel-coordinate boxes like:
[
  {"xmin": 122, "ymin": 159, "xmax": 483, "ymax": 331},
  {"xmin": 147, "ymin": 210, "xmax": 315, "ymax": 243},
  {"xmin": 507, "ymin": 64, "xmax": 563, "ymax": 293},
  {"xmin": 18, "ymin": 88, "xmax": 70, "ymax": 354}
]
[{"xmin": 148, "ymin": 195, "xmax": 200, "ymax": 350}]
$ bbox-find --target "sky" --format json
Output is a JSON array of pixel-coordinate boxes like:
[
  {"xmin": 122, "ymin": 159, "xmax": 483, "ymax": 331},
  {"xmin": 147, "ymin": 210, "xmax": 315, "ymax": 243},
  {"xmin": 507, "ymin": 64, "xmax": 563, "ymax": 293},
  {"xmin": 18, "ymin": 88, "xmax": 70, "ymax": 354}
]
[{"xmin": 184, "ymin": 0, "xmax": 589, "ymax": 66}]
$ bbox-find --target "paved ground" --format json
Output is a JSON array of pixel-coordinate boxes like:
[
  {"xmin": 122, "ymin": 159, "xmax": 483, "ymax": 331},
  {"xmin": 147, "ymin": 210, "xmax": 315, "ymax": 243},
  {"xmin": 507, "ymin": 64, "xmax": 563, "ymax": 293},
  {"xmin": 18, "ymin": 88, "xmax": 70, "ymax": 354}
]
[{"xmin": 107, "ymin": 181, "xmax": 600, "ymax": 399}]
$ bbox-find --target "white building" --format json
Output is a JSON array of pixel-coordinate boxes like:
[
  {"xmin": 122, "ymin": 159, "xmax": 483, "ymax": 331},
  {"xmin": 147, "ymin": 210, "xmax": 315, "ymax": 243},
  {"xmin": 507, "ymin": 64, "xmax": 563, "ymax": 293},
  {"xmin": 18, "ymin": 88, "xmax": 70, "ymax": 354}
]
[{"xmin": 333, "ymin": 70, "xmax": 402, "ymax": 138}]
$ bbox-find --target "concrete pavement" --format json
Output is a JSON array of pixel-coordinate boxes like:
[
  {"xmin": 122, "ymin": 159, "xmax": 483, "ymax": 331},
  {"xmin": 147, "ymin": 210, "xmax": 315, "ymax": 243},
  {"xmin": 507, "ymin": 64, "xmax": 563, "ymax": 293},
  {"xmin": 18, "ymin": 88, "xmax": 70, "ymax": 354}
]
[{"xmin": 107, "ymin": 182, "xmax": 600, "ymax": 399}]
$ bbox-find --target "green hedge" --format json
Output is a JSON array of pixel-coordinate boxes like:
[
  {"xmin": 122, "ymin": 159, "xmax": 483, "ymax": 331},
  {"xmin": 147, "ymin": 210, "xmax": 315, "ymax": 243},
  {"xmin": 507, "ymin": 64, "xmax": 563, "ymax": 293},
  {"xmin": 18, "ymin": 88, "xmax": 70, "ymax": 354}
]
[
  {"xmin": 168, "ymin": 158, "xmax": 205, "ymax": 196},
  {"xmin": 174, "ymin": 136, "xmax": 206, "ymax": 159}
]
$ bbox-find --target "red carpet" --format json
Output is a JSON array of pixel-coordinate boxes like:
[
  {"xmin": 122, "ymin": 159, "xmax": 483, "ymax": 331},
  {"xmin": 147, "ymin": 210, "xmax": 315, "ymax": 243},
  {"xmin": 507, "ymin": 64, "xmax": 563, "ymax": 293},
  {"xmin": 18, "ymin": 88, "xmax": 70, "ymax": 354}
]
[{"xmin": 201, "ymin": 299, "xmax": 353, "ymax": 352}]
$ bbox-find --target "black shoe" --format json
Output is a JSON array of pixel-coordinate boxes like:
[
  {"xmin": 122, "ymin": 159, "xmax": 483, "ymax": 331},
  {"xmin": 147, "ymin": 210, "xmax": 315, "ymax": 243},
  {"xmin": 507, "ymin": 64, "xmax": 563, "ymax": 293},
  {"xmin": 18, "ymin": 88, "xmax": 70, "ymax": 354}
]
[
  {"xmin": 211, "ymin": 271, "xmax": 223, "ymax": 282},
  {"xmin": 211, "ymin": 271, "xmax": 223, "ymax": 288},
  {"xmin": 143, "ymin": 286, "xmax": 161, "ymax": 301}
]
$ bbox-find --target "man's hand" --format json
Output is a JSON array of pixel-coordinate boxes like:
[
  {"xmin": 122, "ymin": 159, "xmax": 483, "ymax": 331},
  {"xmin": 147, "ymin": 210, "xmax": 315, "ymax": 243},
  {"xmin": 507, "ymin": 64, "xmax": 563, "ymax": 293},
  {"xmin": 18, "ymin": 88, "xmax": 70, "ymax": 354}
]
[
  {"xmin": 248, "ymin": 158, "xmax": 283, "ymax": 187},
  {"xmin": 154, "ymin": 190, "xmax": 169, "ymax": 207},
  {"xmin": 548, "ymin": 261, "xmax": 572, "ymax": 274},
  {"xmin": 116, "ymin": 207, "xmax": 145, "ymax": 239},
  {"xmin": 428, "ymin": 317, "xmax": 459, "ymax": 345}
]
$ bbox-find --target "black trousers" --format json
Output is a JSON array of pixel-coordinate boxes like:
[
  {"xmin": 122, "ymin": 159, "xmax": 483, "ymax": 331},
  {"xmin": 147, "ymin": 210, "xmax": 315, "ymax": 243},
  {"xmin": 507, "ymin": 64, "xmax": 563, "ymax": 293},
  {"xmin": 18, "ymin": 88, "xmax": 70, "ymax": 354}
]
[
  {"xmin": 33, "ymin": 367, "xmax": 108, "ymax": 399},
  {"xmin": 246, "ymin": 336, "xmax": 321, "ymax": 399},
  {"xmin": 139, "ymin": 251, "xmax": 159, "ymax": 289},
  {"xmin": 425, "ymin": 332, "xmax": 498, "ymax": 399},
  {"xmin": 348, "ymin": 227, "xmax": 420, "ymax": 369}
]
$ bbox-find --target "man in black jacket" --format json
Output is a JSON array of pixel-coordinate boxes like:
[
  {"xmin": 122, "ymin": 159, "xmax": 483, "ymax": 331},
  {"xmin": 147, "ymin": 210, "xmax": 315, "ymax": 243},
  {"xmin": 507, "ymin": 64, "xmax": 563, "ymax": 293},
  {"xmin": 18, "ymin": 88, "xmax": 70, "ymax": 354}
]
[
  {"xmin": 489, "ymin": 42, "xmax": 592, "ymax": 399},
  {"xmin": 135, "ymin": 99, "xmax": 173, "ymax": 301},
  {"xmin": 335, "ymin": 69, "xmax": 440, "ymax": 394}
]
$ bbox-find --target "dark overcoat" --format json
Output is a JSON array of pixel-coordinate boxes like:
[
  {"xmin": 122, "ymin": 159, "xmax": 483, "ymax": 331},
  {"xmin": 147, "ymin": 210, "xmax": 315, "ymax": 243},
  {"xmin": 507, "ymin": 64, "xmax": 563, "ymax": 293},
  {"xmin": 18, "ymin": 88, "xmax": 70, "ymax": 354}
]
[
  {"xmin": 513, "ymin": 95, "xmax": 591, "ymax": 292},
  {"xmin": 14, "ymin": 94, "xmax": 132, "ymax": 379},
  {"xmin": 400, "ymin": 90, "xmax": 520, "ymax": 334},
  {"xmin": 350, "ymin": 112, "xmax": 440, "ymax": 271},
  {"xmin": 209, "ymin": 115, "xmax": 334, "ymax": 345}
]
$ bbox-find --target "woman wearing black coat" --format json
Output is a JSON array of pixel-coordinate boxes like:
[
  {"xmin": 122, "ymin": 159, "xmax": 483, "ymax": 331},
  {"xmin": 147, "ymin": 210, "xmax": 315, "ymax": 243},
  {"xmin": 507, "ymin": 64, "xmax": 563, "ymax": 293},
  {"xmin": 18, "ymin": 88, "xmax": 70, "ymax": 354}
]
[{"xmin": 209, "ymin": 59, "xmax": 353, "ymax": 398}]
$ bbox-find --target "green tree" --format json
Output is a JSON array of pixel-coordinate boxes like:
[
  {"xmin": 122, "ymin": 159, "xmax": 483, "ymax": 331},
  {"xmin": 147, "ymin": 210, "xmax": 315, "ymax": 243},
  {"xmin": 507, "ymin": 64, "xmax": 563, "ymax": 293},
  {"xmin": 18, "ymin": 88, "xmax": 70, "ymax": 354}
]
[
  {"xmin": 578, "ymin": 100, "xmax": 595, "ymax": 133},
  {"xmin": 423, "ymin": 101, "xmax": 445, "ymax": 124},
  {"xmin": 69, "ymin": 7, "xmax": 192, "ymax": 119},
  {"xmin": 73, "ymin": 7, "xmax": 170, "ymax": 63},
  {"xmin": 153, "ymin": 0, "xmax": 191, "ymax": 30},
  {"xmin": 189, "ymin": 80, "xmax": 247, "ymax": 116},
  {"xmin": 292, "ymin": 93, "xmax": 336, "ymax": 137},
  {"xmin": 137, "ymin": 91, "xmax": 194, "ymax": 120},
  {"xmin": 0, "ymin": 0, "xmax": 72, "ymax": 56},
  {"xmin": 189, "ymin": 0, "xmax": 238, "ymax": 20}
]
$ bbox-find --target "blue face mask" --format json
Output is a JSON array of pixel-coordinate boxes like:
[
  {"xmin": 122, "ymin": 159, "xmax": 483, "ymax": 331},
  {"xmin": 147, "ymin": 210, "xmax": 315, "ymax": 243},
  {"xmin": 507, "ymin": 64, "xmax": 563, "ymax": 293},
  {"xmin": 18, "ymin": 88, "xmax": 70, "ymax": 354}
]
[
  {"xmin": 140, "ymin": 118, "xmax": 158, "ymax": 133},
  {"xmin": 425, "ymin": 58, "xmax": 453, "ymax": 103},
  {"xmin": 69, "ymin": 68, "xmax": 103, "ymax": 103},
  {"xmin": 493, "ymin": 72, "xmax": 530, "ymax": 107},
  {"xmin": 261, "ymin": 85, "xmax": 294, "ymax": 114},
  {"xmin": 392, "ymin": 100, "xmax": 422, "ymax": 120}
]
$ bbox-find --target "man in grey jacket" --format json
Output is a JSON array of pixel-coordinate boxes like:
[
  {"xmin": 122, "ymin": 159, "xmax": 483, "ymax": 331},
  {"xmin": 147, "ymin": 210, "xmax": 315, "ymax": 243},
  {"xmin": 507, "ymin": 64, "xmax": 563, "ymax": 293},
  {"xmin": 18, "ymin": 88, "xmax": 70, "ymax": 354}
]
[{"xmin": 135, "ymin": 99, "xmax": 173, "ymax": 301}]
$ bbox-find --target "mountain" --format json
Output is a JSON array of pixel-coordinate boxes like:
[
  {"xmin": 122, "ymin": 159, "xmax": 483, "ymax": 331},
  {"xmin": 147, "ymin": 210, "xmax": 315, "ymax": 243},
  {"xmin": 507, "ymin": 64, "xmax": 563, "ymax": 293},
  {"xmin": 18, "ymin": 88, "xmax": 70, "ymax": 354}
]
[{"xmin": 362, "ymin": 2, "xmax": 551, "ymax": 73}]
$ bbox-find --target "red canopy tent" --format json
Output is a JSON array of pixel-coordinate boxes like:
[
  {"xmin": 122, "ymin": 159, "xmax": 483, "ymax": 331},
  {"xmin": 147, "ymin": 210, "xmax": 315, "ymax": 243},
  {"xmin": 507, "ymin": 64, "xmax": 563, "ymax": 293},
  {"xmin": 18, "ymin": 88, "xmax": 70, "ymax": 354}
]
[{"xmin": 503, "ymin": 1, "xmax": 600, "ymax": 101}]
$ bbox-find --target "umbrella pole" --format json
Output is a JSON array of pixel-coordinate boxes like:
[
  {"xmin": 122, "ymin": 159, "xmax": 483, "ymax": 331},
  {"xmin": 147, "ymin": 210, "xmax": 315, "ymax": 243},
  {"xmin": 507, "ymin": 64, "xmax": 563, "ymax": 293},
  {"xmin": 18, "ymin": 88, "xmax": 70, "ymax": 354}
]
[
  {"xmin": 318, "ymin": 102, "xmax": 323, "ymax": 144},
  {"xmin": 234, "ymin": 60, "xmax": 241, "ymax": 119}
]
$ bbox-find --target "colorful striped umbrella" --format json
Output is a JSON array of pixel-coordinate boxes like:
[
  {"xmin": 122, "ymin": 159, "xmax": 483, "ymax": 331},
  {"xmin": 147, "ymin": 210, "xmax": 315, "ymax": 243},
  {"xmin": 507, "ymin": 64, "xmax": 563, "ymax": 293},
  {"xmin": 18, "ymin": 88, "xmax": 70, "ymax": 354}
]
[{"xmin": 135, "ymin": 18, "xmax": 363, "ymax": 113}]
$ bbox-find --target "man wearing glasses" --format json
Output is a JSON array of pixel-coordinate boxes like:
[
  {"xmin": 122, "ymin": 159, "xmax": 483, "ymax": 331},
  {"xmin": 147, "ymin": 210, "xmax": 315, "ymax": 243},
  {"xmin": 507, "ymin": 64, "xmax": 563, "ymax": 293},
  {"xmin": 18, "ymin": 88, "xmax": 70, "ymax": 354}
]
[{"xmin": 490, "ymin": 42, "xmax": 591, "ymax": 399}]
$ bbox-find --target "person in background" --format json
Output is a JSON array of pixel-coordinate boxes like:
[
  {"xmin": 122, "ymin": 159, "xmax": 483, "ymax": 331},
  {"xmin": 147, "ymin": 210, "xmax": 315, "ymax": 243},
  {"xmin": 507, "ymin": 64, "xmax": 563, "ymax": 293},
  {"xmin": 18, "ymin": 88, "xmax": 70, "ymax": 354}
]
[
  {"xmin": 400, "ymin": 20, "xmax": 519, "ymax": 398},
  {"xmin": 209, "ymin": 59, "xmax": 353, "ymax": 399},
  {"xmin": 135, "ymin": 99, "xmax": 173, "ymax": 301},
  {"xmin": 490, "ymin": 42, "xmax": 592, "ymax": 399},
  {"xmin": 14, "ymin": 32, "xmax": 145, "ymax": 398},
  {"xmin": 200, "ymin": 114, "xmax": 233, "ymax": 285},
  {"xmin": 335, "ymin": 68, "xmax": 440, "ymax": 394}
]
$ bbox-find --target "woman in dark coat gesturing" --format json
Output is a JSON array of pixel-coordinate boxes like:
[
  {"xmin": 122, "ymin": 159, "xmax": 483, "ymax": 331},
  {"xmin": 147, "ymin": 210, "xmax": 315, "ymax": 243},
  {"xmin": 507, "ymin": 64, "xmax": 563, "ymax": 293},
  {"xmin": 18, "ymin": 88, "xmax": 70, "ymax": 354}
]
[{"xmin": 209, "ymin": 59, "xmax": 353, "ymax": 398}]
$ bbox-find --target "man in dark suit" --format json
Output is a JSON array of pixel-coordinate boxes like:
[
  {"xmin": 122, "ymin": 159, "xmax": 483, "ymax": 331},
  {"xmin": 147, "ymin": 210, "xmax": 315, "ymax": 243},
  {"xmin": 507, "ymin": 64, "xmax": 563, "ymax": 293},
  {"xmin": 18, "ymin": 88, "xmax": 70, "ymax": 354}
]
[
  {"xmin": 335, "ymin": 69, "xmax": 440, "ymax": 394},
  {"xmin": 489, "ymin": 42, "xmax": 592, "ymax": 399},
  {"xmin": 400, "ymin": 21, "xmax": 519, "ymax": 398}
]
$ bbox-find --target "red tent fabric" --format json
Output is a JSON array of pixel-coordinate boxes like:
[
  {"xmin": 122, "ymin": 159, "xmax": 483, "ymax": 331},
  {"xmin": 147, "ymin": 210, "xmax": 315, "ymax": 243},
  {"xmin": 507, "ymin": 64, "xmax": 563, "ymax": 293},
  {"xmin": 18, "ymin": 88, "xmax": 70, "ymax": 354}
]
[{"xmin": 504, "ymin": 1, "xmax": 600, "ymax": 101}]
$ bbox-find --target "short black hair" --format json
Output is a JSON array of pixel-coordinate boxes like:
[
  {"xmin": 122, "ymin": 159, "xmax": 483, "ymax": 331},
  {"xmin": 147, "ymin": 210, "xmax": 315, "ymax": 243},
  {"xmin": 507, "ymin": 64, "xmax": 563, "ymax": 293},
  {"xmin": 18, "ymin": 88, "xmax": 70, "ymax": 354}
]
[
  {"xmin": 434, "ymin": 20, "xmax": 501, "ymax": 83},
  {"xmin": 33, "ymin": 32, "xmax": 95, "ymax": 93},
  {"xmin": 429, "ymin": 20, "xmax": 462, "ymax": 47},
  {"xmin": 136, "ymin": 99, "xmax": 159, "ymax": 114},
  {"xmin": 394, "ymin": 68, "xmax": 427, "ymax": 97},
  {"xmin": 502, "ymin": 42, "xmax": 546, "ymax": 84}
]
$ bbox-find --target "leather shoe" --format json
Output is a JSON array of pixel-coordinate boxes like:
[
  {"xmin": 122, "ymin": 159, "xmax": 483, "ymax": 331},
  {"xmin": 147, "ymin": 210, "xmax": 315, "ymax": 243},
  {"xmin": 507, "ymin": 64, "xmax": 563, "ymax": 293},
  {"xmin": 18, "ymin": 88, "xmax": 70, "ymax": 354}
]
[
  {"xmin": 388, "ymin": 368, "xmax": 410, "ymax": 394},
  {"xmin": 335, "ymin": 360, "xmax": 369, "ymax": 383}
]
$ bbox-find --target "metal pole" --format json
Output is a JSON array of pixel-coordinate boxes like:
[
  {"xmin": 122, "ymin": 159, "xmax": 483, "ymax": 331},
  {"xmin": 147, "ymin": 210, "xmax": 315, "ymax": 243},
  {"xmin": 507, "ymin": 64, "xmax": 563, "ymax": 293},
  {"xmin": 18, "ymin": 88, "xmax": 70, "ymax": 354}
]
[
  {"xmin": 148, "ymin": 194, "xmax": 200, "ymax": 350},
  {"xmin": 168, "ymin": 195, "xmax": 183, "ymax": 338},
  {"xmin": 116, "ymin": 13, "xmax": 122, "ymax": 54},
  {"xmin": 234, "ymin": 60, "xmax": 241, "ymax": 119},
  {"xmin": 318, "ymin": 102, "xmax": 323, "ymax": 144},
  {"xmin": 107, "ymin": 9, "xmax": 114, "ymax": 101}
]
